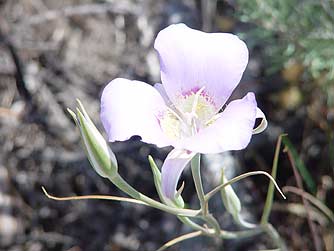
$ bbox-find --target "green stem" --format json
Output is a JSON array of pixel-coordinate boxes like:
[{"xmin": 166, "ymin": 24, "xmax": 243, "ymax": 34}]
[
  {"xmin": 178, "ymin": 215, "xmax": 262, "ymax": 239},
  {"xmin": 156, "ymin": 231, "xmax": 202, "ymax": 251},
  {"xmin": 220, "ymin": 227, "xmax": 263, "ymax": 239},
  {"xmin": 203, "ymin": 214, "xmax": 222, "ymax": 236},
  {"xmin": 109, "ymin": 174, "xmax": 200, "ymax": 217},
  {"xmin": 205, "ymin": 171, "xmax": 285, "ymax": 201},
  {"xmin": 177, "ymin": 216, "xmax": 210, "ymax": 234},
  {"xmin": 263, "ymin": 223, "xmax": 287, "ymax": 251},
  {"xmin": 191, "ymin": 154, "xmax": 207, "ymax": 213},
  {"xmin": 155, "ymin": 226, "xmax": 265, "ymax": 251},
  {"xmin": 261, "ymin": 134, "xmax": 286, "ymax": 224},
  {"xmin": 156, "ymin": 223, "xmax": 265, "ymax": 251},
  {"xmin": 191, "ymin": 153, "xmax": 221, "ymax": 235}
]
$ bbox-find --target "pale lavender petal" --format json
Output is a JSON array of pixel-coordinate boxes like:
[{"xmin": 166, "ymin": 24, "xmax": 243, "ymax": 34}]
[
  {"xmin": 161, "ymin": 149, "xmax": 195, "ymax": 199},
  {"xmin": 100, "ymin": 78, "xmax": 171, "ymax": 147},
  {"xmin": 175, "ymin": 92, "xmax": 257, "ymax": 154},
  {"xmin": 154, "ymin": 23, "xmax": 249, "ymax": 111}
]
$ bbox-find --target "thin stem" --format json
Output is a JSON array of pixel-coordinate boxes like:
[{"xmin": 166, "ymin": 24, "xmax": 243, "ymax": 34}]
[
  {"xmin": 205, "ymin": 171, "xmax": 286, "ymax": 201},
  {"xmin": 177, "ymin": 216, "xmax": 211, "ymax": 234},
  {"xmin": 42, "ymin": 186, "xmax": 147, "ymax": 205},
  {"xmin": 263, "ymin": 223, "xmax": 287, "ymax": 251},
  {"xmin": 109, "ymin": 174, "xmax": 200, "ymax": 217},
  {"xmin": 191, "ymin": 154, "xmax": 207, "ymax": 213},
  {"xmin": 156, "ymin": 226, "xmax": 265, "ymax": 251},
  {"xmin": 156, "ymin": 231, "xmax": 202, "ymax": 251},
  {"xmin": 42, "ymin": 185, "xmax": 212, "ymax": 237},
  {"xmin": 203, "ymin": 214, "xmax": 221, "ymax": 236},
  {"xmin": 190, "ymin": 153, "xmax": 221, "ymax": 235},
  {"xmin": 261, "ymin": 134, "xmax": 286, "ymax": 224},
  {"xmin": 42, "ymin": 186, "xmax": 218, "ymax": 235},
  {"xmin": 220, "ymin": 227, "xmax": 263, "ymax": 239},
  {"xmin": 172, "ymin": 217, "xmax": 265, "ymax": 241},
  {"xmin": 234, "ymin": 214, "xmax": 257, "ymax": 229}
]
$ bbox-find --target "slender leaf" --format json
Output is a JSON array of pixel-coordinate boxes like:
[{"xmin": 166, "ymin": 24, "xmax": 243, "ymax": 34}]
[{"xmin": 282, "ymin": 137, "xmax": 316, "ymax": 194}]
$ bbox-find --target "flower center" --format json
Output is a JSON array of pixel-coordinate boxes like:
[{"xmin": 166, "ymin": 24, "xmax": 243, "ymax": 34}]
[
  {"xmin": 157, "ymin": 109, "xmax": 182, "ymax": 140},
  {"xmin": 158, "ymin": 86, "xmax": 216, "ymax": 140}
]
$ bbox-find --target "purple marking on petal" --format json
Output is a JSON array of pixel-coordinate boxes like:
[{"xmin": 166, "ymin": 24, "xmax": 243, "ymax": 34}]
[
  {"xmin": 181, "ymin": 86, "xmax": 201, "ymax": 96},
  {"xmin": 180, "ymin": 86, "xmax": 216, "ymax": 109},
  {"xmin": 161, "ymin": 149, "xmax": 195, "ymax": 199}
]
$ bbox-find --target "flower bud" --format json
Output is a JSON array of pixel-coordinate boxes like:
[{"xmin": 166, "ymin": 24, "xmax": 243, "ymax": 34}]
[
  {"xmin": 68, "ymin": 100, "xmax": 118, "ymax": 179},
  {"xmin": 220, "ymin": 169, "xmax": 241, "ymax": 220}
]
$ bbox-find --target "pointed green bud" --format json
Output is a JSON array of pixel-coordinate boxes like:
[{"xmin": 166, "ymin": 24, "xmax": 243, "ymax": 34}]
[
  {"xmin": 69, "ymin": 100, "xmax": 118, "ymax": 179},
  {"xmin": 148, "ymin": 156, "xmax": 185, "ymax": 208},
  {"xmin": 220, "ymin": 169, "xmax": 241, "ymax": 220}
]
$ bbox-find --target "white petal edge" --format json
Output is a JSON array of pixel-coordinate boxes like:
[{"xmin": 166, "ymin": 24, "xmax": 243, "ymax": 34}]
[{"xmin": 253, "ymin": 108, "xmax": 268, "ymax": 134}]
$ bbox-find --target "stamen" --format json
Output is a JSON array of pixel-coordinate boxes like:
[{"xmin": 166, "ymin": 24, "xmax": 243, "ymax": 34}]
[
  {"xmin": 166, "ymin": 107, "xmax": 186, "ymax": 126},
  {"xmin": 205, "ymin": 113, "xmax": 222, "ymax": 126},
  {"xmin": 189, "ymin": 86, "xmax": 206, "ymax": 134},
  {"xmin": 191, "ymin": 86, "xmax": 206, "ymax": 115}
]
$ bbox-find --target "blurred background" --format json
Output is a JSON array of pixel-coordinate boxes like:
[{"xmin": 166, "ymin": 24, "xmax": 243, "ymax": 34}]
[{"xmin": 0, "ymin": 0, "xmax": 333, "ymax": 250}]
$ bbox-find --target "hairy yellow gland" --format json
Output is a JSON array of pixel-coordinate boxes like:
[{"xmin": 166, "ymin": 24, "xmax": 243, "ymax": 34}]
[{"xmin": 159, "ymin": 87, "xmax": 216, "ymax": 140}]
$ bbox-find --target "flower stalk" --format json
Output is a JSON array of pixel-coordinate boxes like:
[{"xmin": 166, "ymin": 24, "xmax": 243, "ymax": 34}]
[
  {"xmin": 191, "ymin": 154, "xmax": 207, "ymax": 213},
  {"xmin": 205, "ymin": 171, "xmax": 286, "ymax": 202},
  {"xmin": 263, "ymin": 223, "xmax": 288, "ymax": 251},
  {"xmin": 191, "ymin": 154, "xmax": 222, "ymax": 236},
  {"xmin": 109, "ymin": 173, "xmax": 200, "ymax": 217}
]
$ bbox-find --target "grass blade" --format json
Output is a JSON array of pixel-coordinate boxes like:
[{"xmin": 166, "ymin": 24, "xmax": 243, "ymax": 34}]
[
  {"xmin": 261, "ymin": 134, "xmax": 286, "ymax": 224},
  {"xmin": 282, "ymin": 136, "xmax": 316, "ymax": 194}
]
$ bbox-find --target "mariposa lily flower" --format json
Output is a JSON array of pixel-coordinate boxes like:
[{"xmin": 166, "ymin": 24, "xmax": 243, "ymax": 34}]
[{"xmin": 101, "ymin": 23, "xmax": 267, "ymax": 200}]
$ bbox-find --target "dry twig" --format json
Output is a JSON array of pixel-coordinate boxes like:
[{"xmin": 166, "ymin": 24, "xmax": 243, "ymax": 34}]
[{"xmin": 285, "ymin": 148, "xmax": 323, "ymax": 251}]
